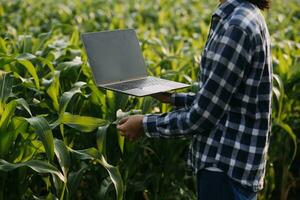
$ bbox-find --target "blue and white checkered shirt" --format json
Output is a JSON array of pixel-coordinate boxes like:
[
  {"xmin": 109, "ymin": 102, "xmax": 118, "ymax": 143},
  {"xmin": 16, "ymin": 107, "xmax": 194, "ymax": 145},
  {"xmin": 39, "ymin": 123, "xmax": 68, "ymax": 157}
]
[{"xmin": 143, "ymin": 0, "xmax": 272, "ymax": 192}]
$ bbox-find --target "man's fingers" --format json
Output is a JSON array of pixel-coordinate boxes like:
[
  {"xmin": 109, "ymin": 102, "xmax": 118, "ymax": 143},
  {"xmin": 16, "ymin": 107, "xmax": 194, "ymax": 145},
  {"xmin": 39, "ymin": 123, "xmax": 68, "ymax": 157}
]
[
  {"xmin": 150, "ymin": 92, "xmax": 171, "ymax": 103},
  {"xmin": 119, "ymin": 131, "xmax": 126, "ymax": 136},
  {"xmin": 117, "ymin": 124, "xmax": 126, "ymax": 136},
  {"xmin": 117, "ymin": 115, "xmax": 143, "ymax": 141},
  {"xmin": 117, "ymin": 118, "xmax": 128, "ymax": 137},
  {"xmin": 117, "ymin": 124, "xmax": 125, "ymax": 132},
  {"xmin": 118, "ymin": 117, "xmax": 129, "ymax": 125},
  {"xmin": 117, "ymin": 117, "xmax": 128, "ymax": 131}
]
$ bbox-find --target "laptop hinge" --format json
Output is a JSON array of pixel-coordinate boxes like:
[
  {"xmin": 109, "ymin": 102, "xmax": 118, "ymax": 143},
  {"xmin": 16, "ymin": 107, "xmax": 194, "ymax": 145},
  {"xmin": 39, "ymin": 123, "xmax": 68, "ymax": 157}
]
[{"xmin": 100, "ymin": 76, "xmax": 148, "ymax": 86}]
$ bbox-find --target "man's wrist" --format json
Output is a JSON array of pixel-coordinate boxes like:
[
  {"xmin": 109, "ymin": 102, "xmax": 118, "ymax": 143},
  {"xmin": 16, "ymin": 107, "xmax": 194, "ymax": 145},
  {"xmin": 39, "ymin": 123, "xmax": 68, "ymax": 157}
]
[{"xmin": 138, "ymin": 115, "xmax": 144, "ymax": 133}]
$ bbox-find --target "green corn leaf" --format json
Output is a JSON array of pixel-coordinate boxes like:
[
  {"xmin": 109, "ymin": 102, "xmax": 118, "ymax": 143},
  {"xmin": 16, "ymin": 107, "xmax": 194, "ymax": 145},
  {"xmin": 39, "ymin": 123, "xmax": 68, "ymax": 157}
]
[
  {"xmin": 0, "ymin": 130, "xmax": 16, "ymax": 157},
  {"xmin": 47, "ymin": 71, "xmax": 60, "ymax": 111},
  {"xmin": 272, "ymin": 87, "xmax": 281, "ymax": 104},
  {"xmin": 61, "ymin": 112, "xmax": 107, "ymax": 132},
  {"xmin": 36, "ymin": 31, "xmax": 52, "ymax": 51},
  {"xmin": 59, "ymin": 82, "xmax": 87, "ymax": 116},
  {"xmin": 272, "ymin": 74, "xmax": 285, "ymax": 119},
  {"xmin": 285, "ymin": 71, "xmax": 300, "ymax": 91},
  {"xmin": 0, "ymin": 98, "xmax": 31, "ymax": 132},
  {"xmin": 54, "ymin": 139, "xmax": 70, "ymax": 177},
  {"xmin": 16, "ymin": 53, "xmax": 36, "ymax": 60},
  {"xmin": 17, "ymin": 59, "xmax": 40, "ymax": 89},
  {"xmin": 0, "ymin": 99, "xmax": 29, "ymax": 158},
  {"xmin": 13, "ymin": 140, "xmax": 43, "ymax": 163},
  {"xmin": 273, "ymin": 120, "xmax": 297, "ymax": 168},
  {"xmin": 0, "ymin": 159, "xmax": 65, "ymax": 182},
  {"xmin": 18, "ymin": 35, "xmax": 32, "ymax": 53},
  {"xmin": 38, "ymin": 57, "xmax": 55, "ymax": 72},
  {"xmin": 68, "ymin": 147, "xmax": 100, "ymax": 160},
  {"xmin": 0, "ymin": 37, "xmax": 8, "ymax": 54},
  {"xmin": 115, "ymin": 93, "xmax": 128, "ymax": 111},
  {"xmin": 0, "ymin": 71, "xmax": 13, "ymax": 116},
  {"xmin": 98, "ymin": 178, "xmax": 113, "ymax": 199},
  {"xmin": 70, "ymin": 28, "xmax": 80, "ymax": 46},
  {"xmin": 0, "ymin": 117, "xmax": 28, "ymax": 157},
  {"xmin": 100, "ymin": 155, "xmax": 123, "ymax": 200},
  {"xmin": 15, "ymin": 98, "xmax": 32, "ymax": 116},
  {"xmin": 118, "ymin": 132, "xmax": 125, "ymax": 154},
  {"xmin": 142, "ymin": 96, "xmax": 153, "ymax": 114},
  {"xmin": 54, "ymin": 81, "xmax": 87, "ymax": 131},
  {"xmin": 25, "ymin": 117, "xmax": 54, "ymax": 162},
  {"xmin": 68, "ymin": 165, "xmax": 87, "ymax": 199},
  {"xmin": 56, "ymin": 58, "xmax": 82, "ymax": 72},
  {"xmin": 68, "ymin": 147, "xmax": 123, "ymax": 200},
  {"xmin": 88, "ymin": 82, "xmax": 107, "ymax": 117},
  {"xmin": 106, "ymin": 90, "xmax": 116, "ymax": 121},
  {"xmin": 0, "ymin": 71, "xmax": 13, "ymax": 104},
  {"xmin": 96, "ymin": 125, "xmax": 109, "ymax": 158}
]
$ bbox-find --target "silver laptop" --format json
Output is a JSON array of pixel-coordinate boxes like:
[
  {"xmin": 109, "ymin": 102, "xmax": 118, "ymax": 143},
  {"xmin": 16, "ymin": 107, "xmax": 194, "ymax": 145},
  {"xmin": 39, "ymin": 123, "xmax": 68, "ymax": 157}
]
[{"xmin": 81, "ymin": 29, "xmax": 189, "ymax": 97}]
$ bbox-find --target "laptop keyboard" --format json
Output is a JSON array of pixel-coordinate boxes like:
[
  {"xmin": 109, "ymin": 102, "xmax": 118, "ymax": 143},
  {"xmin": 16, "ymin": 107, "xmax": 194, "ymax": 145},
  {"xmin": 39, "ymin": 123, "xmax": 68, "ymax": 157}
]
[{"xmin": 107, "ymin": 77, "xmax": 163, "ymax": 91}]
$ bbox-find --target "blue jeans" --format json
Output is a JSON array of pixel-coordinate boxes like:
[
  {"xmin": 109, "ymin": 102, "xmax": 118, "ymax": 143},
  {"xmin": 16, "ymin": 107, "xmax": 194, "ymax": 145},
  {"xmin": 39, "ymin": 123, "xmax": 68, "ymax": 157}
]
[{"xmin": 197, "ymin": 170, "xmax": 257, "ymax": 200}]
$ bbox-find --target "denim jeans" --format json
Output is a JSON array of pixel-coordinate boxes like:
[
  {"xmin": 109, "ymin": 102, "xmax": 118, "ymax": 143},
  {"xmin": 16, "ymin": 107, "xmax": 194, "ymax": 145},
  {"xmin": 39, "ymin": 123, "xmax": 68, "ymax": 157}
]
[{"xmin": 197, "ymin": 170, "xmax": 257, "ymax": 200}]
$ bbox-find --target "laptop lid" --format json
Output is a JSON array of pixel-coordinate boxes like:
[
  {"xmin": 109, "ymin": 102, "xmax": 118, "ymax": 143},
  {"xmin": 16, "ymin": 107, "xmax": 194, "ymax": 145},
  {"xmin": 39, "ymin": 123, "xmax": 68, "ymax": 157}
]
[{"xmin": 81, "ymin": 29, "xmax": 147, "ymax": 85}]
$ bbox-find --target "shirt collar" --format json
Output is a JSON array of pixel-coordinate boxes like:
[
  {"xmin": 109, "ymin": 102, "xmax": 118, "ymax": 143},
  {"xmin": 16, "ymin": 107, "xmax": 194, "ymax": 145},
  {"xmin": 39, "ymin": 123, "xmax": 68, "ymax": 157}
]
[{"xmin": 213, "ymin": 0, "xmax": 244, "ymax": 19}]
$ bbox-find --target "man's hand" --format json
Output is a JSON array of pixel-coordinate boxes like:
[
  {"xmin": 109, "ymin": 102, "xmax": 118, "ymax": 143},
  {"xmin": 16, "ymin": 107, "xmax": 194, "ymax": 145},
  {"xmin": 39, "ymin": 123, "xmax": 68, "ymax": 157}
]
[
  {"xmin": 116, "ymin": 115, "xmax": 144, "ymax": 140},
  {"xmin": 151, "ymin": 92, "xmax": 172, "ymax": 103}
]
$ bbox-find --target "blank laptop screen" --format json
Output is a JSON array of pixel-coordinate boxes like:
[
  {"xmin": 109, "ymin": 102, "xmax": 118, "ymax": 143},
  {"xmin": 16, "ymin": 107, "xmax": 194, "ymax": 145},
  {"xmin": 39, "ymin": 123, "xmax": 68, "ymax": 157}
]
[{"xmin": 82, "ymin": 29, "xmax": 147, "ymax": 84}]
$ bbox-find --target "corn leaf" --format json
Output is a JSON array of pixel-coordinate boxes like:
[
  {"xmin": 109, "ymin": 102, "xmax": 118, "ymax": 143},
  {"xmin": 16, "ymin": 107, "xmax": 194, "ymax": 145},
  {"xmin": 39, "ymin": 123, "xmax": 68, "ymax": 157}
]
[
  {"xmin": 0, "ymin": 37, "xmax": 8, "ymax": 54},
  {"xmin": 25, "ymin": 117, "xmax": 54, "ymax": 162},
  {"xmin": 0, "ymin": 117, "xmax": 28, "ymax": 157},
  {"xmin": 273, "ymin": 74, "xmax": 285, "ymax": 119},
  {"xmin": 0, "ymin": 159, "xmax": 65, "ymax": 182},
  {"xmin": 67, "ymin": 165, "xmax": 87, "ymax": 199},
  {"xmin": 59, "ymin": 82, "xmax": 87, "ymax": 116},
  {"xmin": 38, "ymin": 57, "xmax": 55, "ymax": 72},
  {"xmin": 61, "ymin": 112, "xmax": 107, "ymax": 132},
  {"xmin": 18, "ymin": 35, "xmax": 32, "ymax": 53},
  {"xmin": 54, "ymin": 139, "xmax": 70, "ymax": 177},
  {"xmin": 70, "ymin": 28, "xmax": 80, "ymax": 46},
  {"xmin": 0, "ymin": 72, "xmax": 13, "ymax": 104},
  {"xmin": 273, "ymin": 120, "xmax": 297, "ymax": 168},
  {"xmin": 0, "ymin": 98, "xmax": 31, "ymax": 132},
  {"xmin": 96, "ymin": 125, "xmax": 109, "ymax": 158},
  {"xmin": 16, "ymin": 53, "xmax": 36, "ymax": 60},
  {"xmin": 46, "ymin": 71, "xmax": 60, "ymax": 111},
  {"xmin": 68, "ymin": 147, "xmax": 123, "ymax": 200},
  {"xmin": 17, "ymin": 59, "xmax": 40, "ymax": 89}
]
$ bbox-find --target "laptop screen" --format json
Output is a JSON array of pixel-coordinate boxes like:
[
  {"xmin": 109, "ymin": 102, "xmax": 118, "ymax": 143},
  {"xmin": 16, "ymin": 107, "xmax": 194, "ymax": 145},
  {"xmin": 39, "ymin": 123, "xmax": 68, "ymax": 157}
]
[{"xmin": 82, "ymin": 29, "xmax": 147, "ymax": 84}]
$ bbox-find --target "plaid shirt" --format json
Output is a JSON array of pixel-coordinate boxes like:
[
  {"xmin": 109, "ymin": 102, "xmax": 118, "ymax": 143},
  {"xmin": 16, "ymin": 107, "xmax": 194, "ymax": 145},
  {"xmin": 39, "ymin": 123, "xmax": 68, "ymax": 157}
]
[{"xmin": 143, "ymin": 0, "xmax": 272, "ymax": 192}]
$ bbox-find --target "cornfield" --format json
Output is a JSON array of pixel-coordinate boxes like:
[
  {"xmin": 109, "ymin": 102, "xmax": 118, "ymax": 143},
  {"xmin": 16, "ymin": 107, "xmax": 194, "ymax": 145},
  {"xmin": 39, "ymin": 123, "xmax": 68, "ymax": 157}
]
[{"xmin": 0, "ymin": 0, "xmax": 299, "ymax": 199}]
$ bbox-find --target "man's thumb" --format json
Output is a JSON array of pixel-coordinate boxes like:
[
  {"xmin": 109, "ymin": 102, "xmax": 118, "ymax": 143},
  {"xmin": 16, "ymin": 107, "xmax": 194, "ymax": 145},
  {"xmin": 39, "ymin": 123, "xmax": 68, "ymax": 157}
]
[{"xmin": 118, "ymin": 117, "xmax": 129, "ymax": 125}]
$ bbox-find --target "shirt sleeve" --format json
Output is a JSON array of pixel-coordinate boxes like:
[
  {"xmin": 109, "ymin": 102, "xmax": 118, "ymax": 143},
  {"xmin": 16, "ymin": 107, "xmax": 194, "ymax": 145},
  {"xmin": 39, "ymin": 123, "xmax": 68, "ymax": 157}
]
[
  {"xmin": 143, "ymin": 25, "xmax": 253, "ymax": 138},
  {"xmin": 170, "ymin": 93, "xmax": 196, "ymax": 108}
]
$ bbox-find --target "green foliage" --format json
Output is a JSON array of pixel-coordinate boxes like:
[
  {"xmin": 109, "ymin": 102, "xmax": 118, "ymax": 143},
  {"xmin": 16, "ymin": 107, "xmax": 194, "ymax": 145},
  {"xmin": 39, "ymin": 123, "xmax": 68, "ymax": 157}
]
[
  {"xmin": 0, "ymin": 0, "xmax": 299, "ymax": 200},
  {"xmin": 0, "ymin": 159, "xmax": 65, "ymax": 182}
]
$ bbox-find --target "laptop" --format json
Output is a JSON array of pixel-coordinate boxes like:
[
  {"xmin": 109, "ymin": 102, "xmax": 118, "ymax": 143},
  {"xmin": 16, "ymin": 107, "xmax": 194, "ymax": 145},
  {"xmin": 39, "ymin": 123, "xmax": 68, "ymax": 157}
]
[{"xmin": 81, "ymin": 29, "xmax": 189, "ymax": 97}]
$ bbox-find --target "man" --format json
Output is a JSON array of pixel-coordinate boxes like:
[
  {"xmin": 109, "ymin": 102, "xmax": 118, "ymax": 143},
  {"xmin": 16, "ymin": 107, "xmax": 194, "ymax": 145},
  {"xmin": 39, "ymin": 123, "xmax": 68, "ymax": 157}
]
[{"xmin": 117, "ymin": 0, "xmax": 272, "ymax": 199}]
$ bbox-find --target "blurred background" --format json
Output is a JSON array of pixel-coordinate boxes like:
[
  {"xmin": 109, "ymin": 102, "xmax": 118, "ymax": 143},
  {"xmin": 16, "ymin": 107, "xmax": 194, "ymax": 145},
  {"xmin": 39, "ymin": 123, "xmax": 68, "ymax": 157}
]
[{"xmin": 0, "ymin": 0, "xmax": 299, "ymax": 199}]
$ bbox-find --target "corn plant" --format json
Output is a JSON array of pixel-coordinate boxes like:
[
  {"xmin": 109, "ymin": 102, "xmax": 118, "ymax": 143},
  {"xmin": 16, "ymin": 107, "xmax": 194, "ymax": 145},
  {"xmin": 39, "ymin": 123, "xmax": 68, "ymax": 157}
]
[{"xmin": 0, "ymin": 0, "xmax": 299, "ymax": 199}]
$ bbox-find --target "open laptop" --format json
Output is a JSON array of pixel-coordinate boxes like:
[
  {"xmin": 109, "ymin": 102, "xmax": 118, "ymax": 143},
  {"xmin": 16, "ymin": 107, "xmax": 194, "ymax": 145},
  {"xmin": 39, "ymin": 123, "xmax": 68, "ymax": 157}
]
[{"xmin": 81, "ymin": 29, "xmax": 189, "ymax": 97}]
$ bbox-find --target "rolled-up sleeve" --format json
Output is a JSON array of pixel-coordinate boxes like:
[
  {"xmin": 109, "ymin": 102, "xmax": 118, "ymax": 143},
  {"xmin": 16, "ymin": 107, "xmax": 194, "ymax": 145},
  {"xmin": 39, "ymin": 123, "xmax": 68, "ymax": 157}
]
[{"xmin": 143, "ymin": 25, "xmax": 253, "ymax": 138}]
